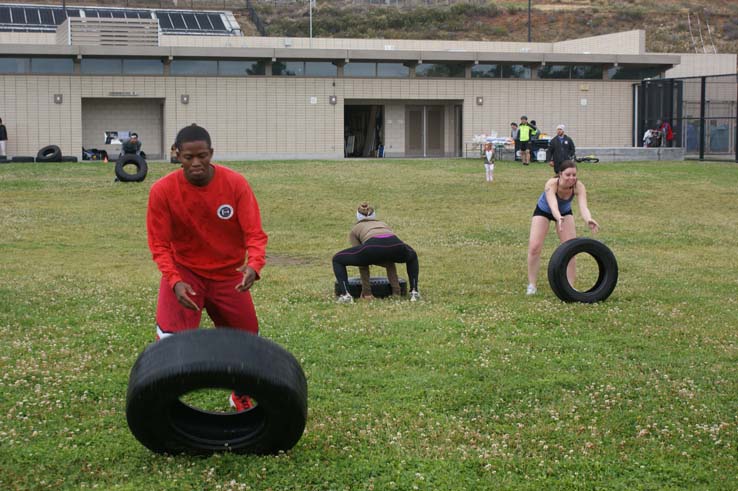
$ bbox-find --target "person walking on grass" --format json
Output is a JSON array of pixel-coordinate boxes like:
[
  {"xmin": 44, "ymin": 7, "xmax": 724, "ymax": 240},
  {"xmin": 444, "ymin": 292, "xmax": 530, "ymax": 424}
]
[
  {"xmin": 333, "ymin": 203, "xmax": 420, "ymax": 303},
  {"xmin": 146, "ymin": 123, "xmax": 268, "ymax": 412},
  {"xmin": 526, "ymin": 160, "xmax": 599, "ymax": 295}
]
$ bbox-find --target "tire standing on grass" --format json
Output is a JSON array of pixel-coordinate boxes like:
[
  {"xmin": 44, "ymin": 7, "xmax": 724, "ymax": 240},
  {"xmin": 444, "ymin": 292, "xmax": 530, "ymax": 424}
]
[
  {"xmin": 525, "ymin": 160, "xmax": 599, "ymax": 296},
  {"xmin": 146, "ymin": 124, "xmax": 268, "ymax": 411}
]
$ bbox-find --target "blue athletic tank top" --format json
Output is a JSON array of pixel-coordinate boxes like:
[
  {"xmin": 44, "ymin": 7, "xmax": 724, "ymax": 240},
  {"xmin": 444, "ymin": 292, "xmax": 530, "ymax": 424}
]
[{"xmin": 537, "ymin": 187, "xmax": 575, "ymax": 214}]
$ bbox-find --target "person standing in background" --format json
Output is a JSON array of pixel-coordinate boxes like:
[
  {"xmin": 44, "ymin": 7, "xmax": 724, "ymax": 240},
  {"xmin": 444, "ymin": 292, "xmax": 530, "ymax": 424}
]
[
  {"xmin": 0, "ymin": 118, "xmax": 8, "ymax": 157},
  {"xmin": 518, "ymin": 116, "xmax": 533, "ymax": 165},
  {"xmin": 510, "ymin": 122, "xmax": 520, "ymax": 161},
  {"xmin": 546, "ymin": 124, "xmax": 576, "ymax": 175}
]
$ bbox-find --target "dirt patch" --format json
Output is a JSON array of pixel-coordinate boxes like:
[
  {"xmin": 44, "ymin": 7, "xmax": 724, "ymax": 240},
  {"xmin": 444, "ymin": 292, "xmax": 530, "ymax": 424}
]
[{"xmin": 266, "ymin": 254, "xmax": 313, "ymax": 266}]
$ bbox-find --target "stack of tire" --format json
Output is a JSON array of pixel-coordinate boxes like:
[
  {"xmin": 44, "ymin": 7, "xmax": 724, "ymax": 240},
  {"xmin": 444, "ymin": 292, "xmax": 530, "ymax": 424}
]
[
  {"xmin": 115, "ymin": 154, "xmax": 148, "ymax": 183},
  {"xmin": 1, "ymin": 145, "xmax": 78, "ymax": 164},
  {"xmin": 36, "ymin": 145, "xmax": 78, "ymax": 163}
]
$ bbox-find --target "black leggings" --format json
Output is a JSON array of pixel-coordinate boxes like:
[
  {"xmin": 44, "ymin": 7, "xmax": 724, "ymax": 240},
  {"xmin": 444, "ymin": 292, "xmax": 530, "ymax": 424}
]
[{"xmin": 332, "ymin": 236, "xmax": 419, "ymax": 294}]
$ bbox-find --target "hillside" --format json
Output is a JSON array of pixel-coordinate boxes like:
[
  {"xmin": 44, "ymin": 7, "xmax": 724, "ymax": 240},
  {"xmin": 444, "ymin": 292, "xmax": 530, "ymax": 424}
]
[{"xmin": 241, "ymin": 0, "xmax": 738, "ymax": 55}]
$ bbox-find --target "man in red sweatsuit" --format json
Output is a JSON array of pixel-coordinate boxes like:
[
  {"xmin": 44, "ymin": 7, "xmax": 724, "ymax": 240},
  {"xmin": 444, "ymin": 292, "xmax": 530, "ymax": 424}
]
[{"xmin": 146, "ymin": 124, "xmax": 268, "ymax": 411}]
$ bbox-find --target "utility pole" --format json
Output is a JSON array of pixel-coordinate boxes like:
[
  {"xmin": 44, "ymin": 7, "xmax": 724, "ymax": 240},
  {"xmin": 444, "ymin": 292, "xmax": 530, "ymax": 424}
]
[
  {"xmin": 527, "ymin": 0, "xmax": 532, "ymax": 42},
  {"xmin": 309, "ymin": 0, "xmax": 313, "ymax": 46}
]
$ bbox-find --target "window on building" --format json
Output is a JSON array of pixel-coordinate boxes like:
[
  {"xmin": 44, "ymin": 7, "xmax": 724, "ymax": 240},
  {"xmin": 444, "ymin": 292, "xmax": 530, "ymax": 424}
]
[
  {"xmin": 376, "ymin": 62, "xmax": 410, "ymax": 78},
  {"xmin": 170, "ymin": 59, "xmax": 218, "ymax": 76},
  {"xmin": 471, "ymin": 63, "xmax": 501, "ymax": 78},
  {"xmin": 305, "ymin": 61, "xmax": 337, "ymax": 77},
  {"xmin": 538, "ymin": 64, "xmax": 571, "ymax": 79},
  {"xmin": 343, "ymin": 62, "xmax": 376, "ymax": 77},
  {"xmin": 607, "ymin": 65, "xmax": 663, "ymax": 80},
  {"xmin": 30, "ymin": 57, "xmax": 74, "ymax": 74},
  {"xmin": 218, "ymin": 60, "xmax": 266, "ymax": 76},
  {"xmin": 572, "ymin": 65, "xmax": 603, "ymax": 79},
  {"xmin": 501, "ymin": 64, "xmax": 531, "ymax": 79},
  {"xmin": 415, "ymin": 62, "xmax": 465, "ymax": 78},
  {"xmin": 272, "ymin": 61, "xmax": 304, "ymax": 76},
  {"xmin": 123, "ymin": 59, "xmax": 164, "ymax": 75},
  {"xmin": 81, "ymin": 58, "xmax": 122, "ymax": 75},
  {"xmin": 0, "ymin": 57, "xmax": 30, "ymax": 73}
]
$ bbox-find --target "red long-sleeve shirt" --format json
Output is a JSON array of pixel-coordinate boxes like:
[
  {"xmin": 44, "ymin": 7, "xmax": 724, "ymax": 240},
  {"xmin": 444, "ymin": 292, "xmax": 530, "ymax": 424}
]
[{"xmin": 146, "ymin": 164, "xmax": 268, "ymax": 288}]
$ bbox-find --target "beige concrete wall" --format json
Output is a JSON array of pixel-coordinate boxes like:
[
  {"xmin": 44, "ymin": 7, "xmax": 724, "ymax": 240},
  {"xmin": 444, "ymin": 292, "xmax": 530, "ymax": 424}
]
[
  {"xmin": 553, "ymin": 30, "xmax": 644, "ymax": 55},
  {"xmin": 162, "ymin": 35, "xmax": 554, "ymax": 53},
  {"xmin": 0, "ymin": 33, "xmax": 57, "ymax": 45},
  {"xmin": 0, "ymin": 75, "xmax": 81, "ymax": 158},
  {"xmin": 666, "ymin": 53, "xmax": 737, "ymax": 78},
  {"xmin": 0, "ymin": 74, "xmax": 635, "ymax": 159}
]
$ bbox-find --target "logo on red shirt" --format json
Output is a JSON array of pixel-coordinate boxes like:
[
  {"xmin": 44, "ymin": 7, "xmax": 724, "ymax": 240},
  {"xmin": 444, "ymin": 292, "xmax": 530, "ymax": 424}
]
[{"xmin": 217, "ymin": 204, "xmax": 234, "ymax": 220}]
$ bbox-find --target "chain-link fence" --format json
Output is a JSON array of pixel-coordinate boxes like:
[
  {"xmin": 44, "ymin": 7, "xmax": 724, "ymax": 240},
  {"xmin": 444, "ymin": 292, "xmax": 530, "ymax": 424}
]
[{"xmin": 636, "ymin": 73, "xmax": 737, "ymax": 162}]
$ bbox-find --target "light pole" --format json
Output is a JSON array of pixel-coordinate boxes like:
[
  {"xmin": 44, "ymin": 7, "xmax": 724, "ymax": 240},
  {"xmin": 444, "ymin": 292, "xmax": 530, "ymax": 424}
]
[
  {"xmin": 527, "ymin": 0, "xmax": 531, "ymax": 42},
  {"xmin": 309, "ymin": 0, "xmax": 313, "ymax": 45}
]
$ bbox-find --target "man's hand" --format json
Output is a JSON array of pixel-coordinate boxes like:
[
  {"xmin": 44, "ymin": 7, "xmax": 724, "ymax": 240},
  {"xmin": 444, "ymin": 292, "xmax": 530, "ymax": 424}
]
[
  {"xmin": 548, "ymin": 160, "xmax": 554, "ymax": 168},
  {"xmin": 236, "ymin": 265, "xmax": 257, "ymax": 292},
  {"xmin": 174, "ymin": 281, "xmax": 199, "ymax": 311}
]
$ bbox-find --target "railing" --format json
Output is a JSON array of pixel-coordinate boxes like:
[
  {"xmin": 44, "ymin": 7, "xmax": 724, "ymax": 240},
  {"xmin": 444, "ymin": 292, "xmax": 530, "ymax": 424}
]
[{"xmin": 57, "ymin": 17, "xmax": 160, "ymax": 46}]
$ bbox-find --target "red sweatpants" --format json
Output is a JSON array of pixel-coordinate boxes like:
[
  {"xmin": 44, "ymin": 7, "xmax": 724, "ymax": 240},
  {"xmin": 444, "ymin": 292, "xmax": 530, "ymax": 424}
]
[{"xmin": 155, "ymin": 264, "xmax": 258, "ymax": 339}]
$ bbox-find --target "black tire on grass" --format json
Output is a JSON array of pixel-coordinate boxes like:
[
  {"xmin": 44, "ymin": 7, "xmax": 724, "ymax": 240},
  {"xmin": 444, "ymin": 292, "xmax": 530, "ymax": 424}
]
[
  {"xmin": 547, "ymin": 238, "xmax": 618, "ymax": 303},
  {"xmin": 36, "ymin": 145, "xmax": 62, "ymax": 162},
  {"xmin": 126, "ymin": 328, "xmax": 307, "ymax": 455},
  {"xmin": 115, "ymin": 154, "xmax": 148, "ymax": 182},
  {"xmin": 334, "ymin": 276, "xmax": 407, "ymax": 299},
  {"xmin": 60, "ymin": 156, "xmax": 78, "ymax": 162},
  {"xmin": 11, "ymin": 156, "xmax": 35, "ymax": 163}
]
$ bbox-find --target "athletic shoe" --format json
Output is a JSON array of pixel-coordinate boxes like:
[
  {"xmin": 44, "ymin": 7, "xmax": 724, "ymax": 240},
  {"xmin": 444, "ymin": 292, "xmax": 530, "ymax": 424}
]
[
  {"xmin": 526, "ymin": 284, "xmax": 537, "ymax": 295},
  {"xmin": 336, "ymin": 293, "xmax": 354, "ymax": 304},
  {"xmin": 229, "ymin": 392, "xmax": 255, "ymax": 411},
  {"xmin": 410, "ymin": 290, "xmax": 421, "ymax": 302}
]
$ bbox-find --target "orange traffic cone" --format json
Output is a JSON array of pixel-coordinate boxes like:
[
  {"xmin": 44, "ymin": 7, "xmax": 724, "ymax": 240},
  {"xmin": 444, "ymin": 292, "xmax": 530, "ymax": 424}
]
[{"xmin": 103, "ymin": 155, "xmax": 108, "ymax": 163}]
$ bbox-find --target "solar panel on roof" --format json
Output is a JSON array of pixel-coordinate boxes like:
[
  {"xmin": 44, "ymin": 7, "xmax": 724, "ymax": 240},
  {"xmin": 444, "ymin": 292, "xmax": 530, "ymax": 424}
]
[
  {"xmin": 208, "ymin": 13, "xmax": 225, "ymax": 31},
  {"xmin": 0, "ymin": 4, "xmax": 235, "ymax": 34},
  {"xmin": 10, "ymin": 7, "xmax": 24, "ymax": 23},
  {"xmin": 39, "ymin": 8, "xmax": 53, "ymax": 24},
  {"xmin": 52, "ymin": 9, "xmax": 67, "ymax": 24},
  {"xmin": 171, "ymin": 13, "xmax": 185, "ymax": 29},
  {"xmin": 30, "ymin": 8, "xmax": 42, "ymax": 24},
  {"xmin": 196, "ymin": 13, "xmax": 212, "ymax": 30},
  {"xmin": 182, "ymin": 13, "xmax": 197, "ymax": 30},
  {"xmin": 157, "ymin": 13, "xmax": 172, "ymax": 29}
]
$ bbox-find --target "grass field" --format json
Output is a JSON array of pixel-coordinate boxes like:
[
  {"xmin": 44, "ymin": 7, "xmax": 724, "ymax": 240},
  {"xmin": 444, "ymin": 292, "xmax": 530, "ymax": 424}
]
[{"xmin": 1, "ymin": 158, "xmax": 737, "ymax": 490}]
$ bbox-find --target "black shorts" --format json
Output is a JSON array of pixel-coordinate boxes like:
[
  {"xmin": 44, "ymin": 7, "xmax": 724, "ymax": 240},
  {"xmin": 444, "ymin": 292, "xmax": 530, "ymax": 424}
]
[
  {"xmin": 533, "ymin": 205, "xmax": 573, "ymax": 222},
  {"xmin": 519, "ymin": 141, "xmax": 531, "ymax": 151}
]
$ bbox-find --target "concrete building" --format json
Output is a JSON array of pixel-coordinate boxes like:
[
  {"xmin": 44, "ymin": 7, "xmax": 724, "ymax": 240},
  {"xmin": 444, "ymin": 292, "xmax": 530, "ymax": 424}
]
[{"xmin": 0, "ymin": 4, "xmax": 734, "ymax": 160}]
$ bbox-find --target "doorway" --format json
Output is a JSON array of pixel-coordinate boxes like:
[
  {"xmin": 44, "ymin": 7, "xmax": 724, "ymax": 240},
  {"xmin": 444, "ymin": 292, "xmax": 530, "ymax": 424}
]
[
  {"xmin": 81, "ymin": 97, "xmax": 165, "ymax": 159},
  {"xmin": 344, "ymin": 105, "xmax": 384, "ymax": 157},
  {"xmin": 405, "ymin": 105, "xmax": 445, "ymax": 157}
]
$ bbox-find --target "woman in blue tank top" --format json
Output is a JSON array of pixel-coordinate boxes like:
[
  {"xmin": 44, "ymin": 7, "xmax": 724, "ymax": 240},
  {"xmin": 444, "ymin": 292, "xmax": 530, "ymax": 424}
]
[{"xmin": 526, "ymin": 160, "xmax": 600, "ymax": 295}]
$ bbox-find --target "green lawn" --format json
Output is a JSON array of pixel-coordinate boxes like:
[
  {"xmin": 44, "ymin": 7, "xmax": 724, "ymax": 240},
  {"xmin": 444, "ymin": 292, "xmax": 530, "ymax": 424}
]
[{"xmin": 1, "ymin": 158, "xmax": 736, "ymax": 490}]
